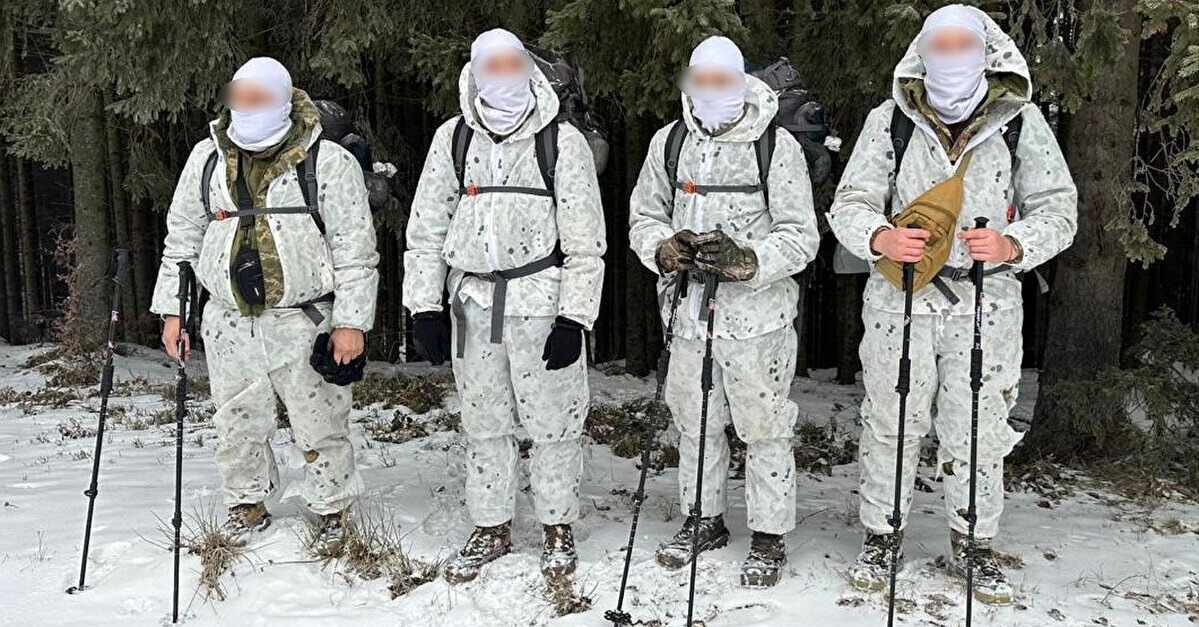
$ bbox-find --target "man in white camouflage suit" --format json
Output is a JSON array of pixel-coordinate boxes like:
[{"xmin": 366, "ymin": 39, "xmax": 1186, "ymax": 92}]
[
  {"xmin": 628, "ymin": 36, "xmax": 820, "ymax": 588},
  {"xmin": 828, "ymin": 5, "xmax": 1077, "ymax": 604},
  {"xmin": 152, "ymin": 57, "xmax": 379, "ymax": 553},
  {"xmin": 402, "ymin": 29, "xmax": 606, "ymax": 585}
]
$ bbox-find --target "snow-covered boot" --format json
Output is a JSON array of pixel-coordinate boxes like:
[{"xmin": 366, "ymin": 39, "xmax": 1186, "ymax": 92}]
[
  {"xmin": 310, "ymin": 511, "xmax": 348, "ymax": 557},
  {"xmin": 540, "ymin": 524, "xmax": 577, "ymax": 581},
  {"xmin": 443, "ymin": 522, "xmax": 512, "ymax": 584},
  {"xmin": 740, "ymin": 531, "xmax": 787, "ymax": 588},
  {"xmin": 950, "ymin": 530, "xmax": 1013, "ymax": 605},
  {"xmin": 220, "ymin": 502, "xmax": 272, "ymax": 545},
  {"xmin": 850, "ymin": 531, "xmax": 903, "ymax": 592},
  {"xmin": 656, "ymin": 515, "xmax": 730, "ymax": 570}
]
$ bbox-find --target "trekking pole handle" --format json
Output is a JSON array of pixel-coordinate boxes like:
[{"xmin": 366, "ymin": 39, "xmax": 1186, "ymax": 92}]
[
  {"xmin": 973, "ymin": 216, "xmax": 989, "ymax": 230},
  {"xmin": 112, "ymin": 248, "xmax": 129, "ymax": 287}
]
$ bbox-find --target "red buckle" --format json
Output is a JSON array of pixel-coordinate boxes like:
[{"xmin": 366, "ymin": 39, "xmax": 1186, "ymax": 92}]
[
  {"xmin": 683, "ymin": 181, "xmax": 697, "ymax": 194},
  {"xmin": 215, "ymin": 209, "xmax": 229, "ymax": 220},
  {"xmin": 1006, "ymin": 205, "xmax": 1015, "ymax": 223},
  {"xmin": 466, "ymin": 184, "xmax": 480, "ymax": 196}
]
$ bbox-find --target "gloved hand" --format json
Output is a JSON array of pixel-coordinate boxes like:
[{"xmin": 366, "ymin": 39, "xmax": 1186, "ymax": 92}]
[
  {"xmin": 412, "ymin": 311, "xmax": 451, "ymax": 365},
  {"xmin": 693, "ymin": 230, "xmax": 758, "ymax": 281},
  {"xmin": 310, "ymin": 332, "xmax": 366, "ymax": 386},
  {"xmin": 655, "ymin": 230, "xmax": 701, "ymax": 275},
  {"xmin": 542, "ymin": 316, "xmax": 585, "ymax": 371}
]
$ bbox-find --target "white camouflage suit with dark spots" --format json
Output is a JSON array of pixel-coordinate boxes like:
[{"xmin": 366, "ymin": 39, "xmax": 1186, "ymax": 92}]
[
  {"xmin": 402, "ymin": 63, "xmax": 606, "ymax": 527},
  {"xmin": 828, "ymin": 11, "xmax": 1077, "ymax": 539},
  {"xmin": 151, "ymin": 118, "xmax": 379, "ymax": 515},
  {"xmin": 628, "ymin": 76, "xmax": 820, "ymax": 534}
]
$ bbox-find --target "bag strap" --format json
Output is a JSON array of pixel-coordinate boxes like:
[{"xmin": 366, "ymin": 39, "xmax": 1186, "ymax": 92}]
[
  {"xmin": 534, "ymin": 122, "xmax": 559, "ymax": 204},
  {"xmin": 754, "ymin": 124, "xmax": 776, "ymax": 210},
  {"xmin": 295, "ymin": 140, "xmax": 324, "ymax": 235},
  {"xmin": 887, "ymin": 105, "xmax": 916, "ymax": 219},
  {"xmin": 200, "ymin": 149, "xmax": 219, "ymax": 220},
  {"xmin": 1002, "ymin": 111, "xmax": 1023, "ymax": 171},
  {"xmin": 663, "ymin": 119, "xmax": 689, "ymax": 204},
  {"xmin": 451, "ymin": 116, "xmax": 474, "ymax": 194}
]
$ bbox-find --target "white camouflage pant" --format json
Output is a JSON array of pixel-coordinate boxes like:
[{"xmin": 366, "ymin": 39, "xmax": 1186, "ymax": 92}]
[
  {"xmin": 858, "ymin": 303, "xmax": 1023, "ymax": 538},
  {"xmin": 665, "ymin": 324, "xmax": 798, "ymax": 534},
  {"xmin": 451, "ymin": 297, "xmax": 588, "ymax": 527},
  {"xmin": 202, "ymin": 301, "xmax": 362, "ymax": 515}
]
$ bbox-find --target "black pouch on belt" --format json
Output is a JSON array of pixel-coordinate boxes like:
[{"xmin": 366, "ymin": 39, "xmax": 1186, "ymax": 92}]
[{"xmin": 233, "ymin": 223, "xmax": 266, "ymax": 306}]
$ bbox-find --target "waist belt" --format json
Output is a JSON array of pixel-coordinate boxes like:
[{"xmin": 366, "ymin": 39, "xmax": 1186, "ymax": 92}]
[
  {"xmin": 932, "ymin": 265, "xmax": 1011, "ymax": 305},
  {"xmin": 289, "ymin": 292, "xmax": 335, "ymax": 326},
  {"xmin": 452, "ymin": 250, "xmax": 565, "ymax": 358}
]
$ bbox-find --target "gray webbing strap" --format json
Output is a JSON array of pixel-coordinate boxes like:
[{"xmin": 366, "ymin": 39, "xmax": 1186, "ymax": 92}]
[
  {"xmin": 931, "ymin": 264, "xmax": 1012, "ymax": 305},
  {"xmin": 452, "ymin": 250, "xmax": 566, "ymax": 358}
]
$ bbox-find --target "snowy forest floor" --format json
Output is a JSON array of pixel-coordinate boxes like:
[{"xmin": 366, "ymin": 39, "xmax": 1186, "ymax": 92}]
[{"xmin": 0, "ymin": 342, "xmax": 1197, "ymax": 626}]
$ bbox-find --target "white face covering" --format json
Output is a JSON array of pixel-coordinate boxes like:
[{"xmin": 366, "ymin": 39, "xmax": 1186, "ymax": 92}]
[
  {"xmin": 684, "ymin": 36, "xmax": 747, "ymax": 134},
  {"xmin": 226, "ymin": 57, "xmax": 294, "ymax": 152},
  {"xmin": 469, "ymin": 29, "xmax": 535, "ymax": 136},
  {"xmin": 918, "ymin": 5, "xmax": 989, "ymax": 125}
]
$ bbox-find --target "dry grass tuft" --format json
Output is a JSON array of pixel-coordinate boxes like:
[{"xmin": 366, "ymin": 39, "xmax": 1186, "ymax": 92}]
[
  {"xmin": 540, "ymin": 579, "xmax": 594, "ymax": 617},
  {"xmin": 156, "ymin": 507, "xmax": 250, "ymax": 602},
  {"xmin": 301, "ymin": 505, "xmax": 439, "ymax": 597},
  {"xmin": 352, "ymin": 372, "xmax": 452, "ymax": 413},
  {"xmin": 587, "ymin": 398, "xmax": 678, "ymax": 469}
]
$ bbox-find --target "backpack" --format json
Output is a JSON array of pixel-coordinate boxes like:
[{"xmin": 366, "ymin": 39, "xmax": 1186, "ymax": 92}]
[
  {"xmin": 749, "ymin": 58, "xmax": 838, "ymax": 185},
  {"xmin": 449, "ymin": 47, "xmax": 608, "ymax": 203},
  {"xmin": 199, "ymin": 99, "xmax": 395, "ymax": 237}
]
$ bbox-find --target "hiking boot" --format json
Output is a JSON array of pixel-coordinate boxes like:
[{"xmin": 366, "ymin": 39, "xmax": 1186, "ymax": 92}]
[
  {"xmin": 850, "ymin": 531, "xmax": 903, "ymax": 592},
  {"xmin": 950, "ymin": 530, "xmax": 1013, "ymax": 605},
  {"xmin": 740, "ymin": 532, "xmax": 787, "ymax": 588},
  {"xmin": 540, "ymin": 524, "xmax": 577, "ymax": 582},
  {"xmin": 310, "ymin": 511, "xmax": 348, "ymax": 557},
  {"xmin": 220, "ymin": 502, "xmax": 272, "ymax": 545},
  {"xmin": 656, "ymin": 515, "xmax": 730, "ymax": 570},
  {"xmin": 443, "ymin": 522, "xmax": 512, "ymax": 584}
]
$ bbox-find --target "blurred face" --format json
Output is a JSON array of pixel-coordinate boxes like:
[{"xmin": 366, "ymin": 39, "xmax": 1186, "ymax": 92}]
[
  {"xmin": 682, "ymin": 65, "xmax": 744, "ymax": 94},
  {"xmin": 921, "ymin": 26, "xmax": 983, "ymax": 56},
  {"xmin": 227, "ymin": 80, "xmax": 280, "ymax": 113},
  {"xmin": 475, "ymin": 48, "xmax": 533, "ymax": 83}
]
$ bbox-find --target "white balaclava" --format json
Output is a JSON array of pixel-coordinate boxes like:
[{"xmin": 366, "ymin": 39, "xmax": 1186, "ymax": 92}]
[
  {"xmin": 470, "ymin": 28, "xmax": 536, "ymax": 136},
  {"xmin": 918, "ymin": 5, "xmax": 989, "ymax": 125},
  {"xmin": 227, "ymin": 57, "xmax": 294, "ymax": 152},
  {"xmin": 685, "ymin": 36, "xmax": 747, "ymax": 134}
]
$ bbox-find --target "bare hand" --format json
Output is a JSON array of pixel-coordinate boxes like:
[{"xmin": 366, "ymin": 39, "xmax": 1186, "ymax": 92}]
[
  {"xmin": 958, "ymin": 227, "xmax": 1014, "ymax": 263},
  {"xmin": 162, "ymin": 315, "xmax": 190, "ymax": 361},
  {"xmin": 329, "ymin": 328, "xmax": 365, "ymax": 364},
  {"xmin": 872, "ymin": 227, "xmax": 930, "ymax": 263}
]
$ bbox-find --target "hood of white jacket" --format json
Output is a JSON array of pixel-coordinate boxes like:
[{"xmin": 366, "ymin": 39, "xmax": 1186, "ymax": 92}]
[
  {"xmin": 458, "ymin": 61, "xmax": 560, "ymax": 140},
  {"xmin": 892, "ymin": 7, "xmax": 1031, "ymax": 151},
  {"xmin": 680, "ymin": 74, "xmax": 778, "ymax": 142}
]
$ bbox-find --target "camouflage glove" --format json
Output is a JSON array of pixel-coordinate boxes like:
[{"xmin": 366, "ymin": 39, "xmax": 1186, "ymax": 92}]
[
  {"xmin": 655, "ymin": 230, "xmax": 701, "ymax": 275},
  {"xmin": 693, "ymin": 230, "xmax": 758, "ymax": 281}
]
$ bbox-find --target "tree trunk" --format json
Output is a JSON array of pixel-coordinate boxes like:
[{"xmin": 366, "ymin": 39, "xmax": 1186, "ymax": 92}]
[
  {"xmin": 0, "ymin": 146, "xmax": 14, "ymax": 341},
  {"xmin": 104, "ymin": 95, "xmax": 139, "ymax": 342},
  {"xmin": 1024, "ymin": 0, "xmax": 1141, "ymax": 458},
  {"xmin": 834, "ymin": 273, "xmax": 863, "ymax": 384},
  {"xmin": 14, "ymin": 157, "xmax": 40, "ymax": 325},
  {"xmin": 69, "ymin": 89, "xmax": 114, "ymax": 346}
]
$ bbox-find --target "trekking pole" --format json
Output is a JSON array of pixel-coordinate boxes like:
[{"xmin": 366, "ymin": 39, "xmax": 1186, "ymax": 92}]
[
  {"xmin": 686, "ymin": 274, "xmax": 719, "ymax": 627},
  {"xmin": 172, "ymin": 261, "xmax": 198, "ymax": 624},
  {"xmin": 886, "ymin": 262, "xmax": 915, "ymax": 627},
  {"xmin": 66, "ymin": 248, "xmax": 129, "ymax": 595},
  {"xmin": 606, "ymin": 272, "xmax": 690, "ymax": 627},
  {"xmin": 964, "ymin": 217, "xmax": 988, "ymax": 627}
]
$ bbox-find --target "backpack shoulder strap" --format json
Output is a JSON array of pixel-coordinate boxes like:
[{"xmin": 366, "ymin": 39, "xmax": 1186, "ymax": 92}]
[
  {"xmin": 663, "ymin": 119, "xmax": 689, "ymax": 205},
  {"xmin": 1002, "ymin": 110, "xmax": 1024, "ymax": 170},
  {"xmin": 200, "ymin": 149, "xmax": 219, "ymax": 220},
  {"xmin": 534, "ymin": 121, "xmax": 560, "ymax": 202},
  {"xmin": 754, "ymin": 124, "xmax": 777, "ymax": 210},
  {"xmin": 451, "ymin": 116, "xmax": 473, "ymax": 194},
  {"xmin": 295, "ymin": 140, "xmax": 324, "ymax": 235},
  {"xmin": 887, "ymin": 104, "xmax": 915, "ymax": 218}
]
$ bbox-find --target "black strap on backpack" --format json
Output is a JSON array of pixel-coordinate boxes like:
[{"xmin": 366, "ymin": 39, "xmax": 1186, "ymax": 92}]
[
  {"xmin": 886, "ymin": 105, "xmax": 1024, "ymax": 218},
  {"xmin": 450, "ymin": 116, "xmax": 559, "ymax": 202},
  {"xmin": 199, "ymin": 142, "xmax": 325, "ymax": 235},
  {"xmin": 662, "ymin": 119, "xmax": 776, "ymax": 208}
]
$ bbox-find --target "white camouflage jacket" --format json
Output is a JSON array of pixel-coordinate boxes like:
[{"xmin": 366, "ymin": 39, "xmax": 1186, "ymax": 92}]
[
  {"xmin": 828, "ymin": 8, "xmax": 1077, "ymax": 315},
  {"xmin": 402, "ymin": 63, "xmax": 607, "ymax": 328},
  {"xmin": 628, "ymin": 75, "xmax": 821, "ymax": 341},
  {"xmin": 150, "ymin": 115, "xmax": 380, "ymax": 331}
]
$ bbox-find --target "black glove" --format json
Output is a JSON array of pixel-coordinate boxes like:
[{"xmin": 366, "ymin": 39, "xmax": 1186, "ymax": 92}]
[
  {"xmin": 412, "ymin": 311, "xmax": 451, "ymax": 365},
  {"xmin": 655, "ymin": 230, "xmax": 701, "ymax": 275},
  {"xmin": 693, "ymin": 230, "xmax": 759, "ymax": 281},
  {"xmin": 309, "ymin": 332, "xmax": 366, "ymax": 386},
  {"xmin": 542, "ymin": 316, "xmax": 585, "ymax": 371}
]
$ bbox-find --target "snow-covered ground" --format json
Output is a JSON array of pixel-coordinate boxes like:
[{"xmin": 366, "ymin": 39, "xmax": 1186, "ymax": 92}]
[{"xmin": 1, "ymin": 342, "xmax": 1196, "ymax": 626}]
